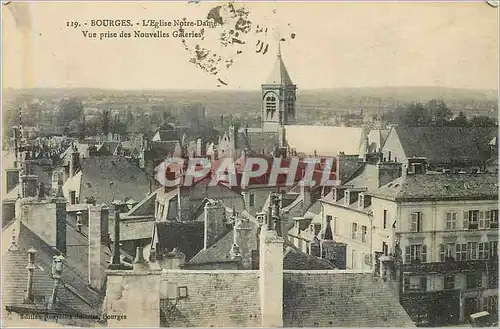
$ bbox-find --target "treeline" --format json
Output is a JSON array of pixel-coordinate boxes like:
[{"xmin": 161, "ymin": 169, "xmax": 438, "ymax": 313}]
[{"xmin": 381, "ymin": 100, "xmax": 497, "ymax": 127}]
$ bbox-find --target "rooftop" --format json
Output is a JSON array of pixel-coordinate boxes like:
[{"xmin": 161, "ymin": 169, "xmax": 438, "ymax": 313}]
[{"xmin": 368, "ymin": 172, "xmax": 498, "ymax": 201}]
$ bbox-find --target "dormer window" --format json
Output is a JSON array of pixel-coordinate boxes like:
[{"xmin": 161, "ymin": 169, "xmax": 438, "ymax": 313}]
[
  {"xmin": 344, "ymin": 191, "xmax": 350, "ymax": 205},
  {"xmin": 359, "ymin": 194, "xmax": 364, "ymax": 208}
]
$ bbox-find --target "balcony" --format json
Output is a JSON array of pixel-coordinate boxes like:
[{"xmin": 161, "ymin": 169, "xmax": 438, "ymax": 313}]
[{"xmin": 402, "ymin": 258, "xmax": 498, "ymax": 274}]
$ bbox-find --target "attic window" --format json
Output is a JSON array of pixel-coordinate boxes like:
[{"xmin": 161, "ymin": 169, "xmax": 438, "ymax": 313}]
[
  {"xmin": 387, "ymin": 183, "xmax": 393, "ymax": 187},
  {"xmin": 178, "ymin": 286, "xmax": 188, "ymax": 299},
  {"xmin": 394, "ymin": 184, "xmax": 399, "ymax": 188}
]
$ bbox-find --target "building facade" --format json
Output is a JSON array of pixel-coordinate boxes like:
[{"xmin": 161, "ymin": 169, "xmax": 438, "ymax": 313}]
[{"xmin": 368, "ymin": 159, "xmax": 498, "ymax": 326}]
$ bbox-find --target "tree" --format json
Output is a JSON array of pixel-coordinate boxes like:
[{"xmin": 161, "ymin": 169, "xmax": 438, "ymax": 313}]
[
  {"xmin": 469, "ymin": 115, "xmax": 497, "ymax": 128},
  {"xmin": 450, "ymin": 111, "xmax": 468, "ymax": 127},
  {"xmin": 101, "ymin": 109, "xmax": 111, "ymax": 136},
  {"xmin": 57, "ymin": 98, "xmax": 84, "ymax": 128},
  {"xmin": 426, "ymin": 100, "xmax": 452, "ymax": 126}
]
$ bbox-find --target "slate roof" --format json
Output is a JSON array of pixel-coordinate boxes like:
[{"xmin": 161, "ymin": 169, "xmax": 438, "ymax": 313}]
[
  {"xmin": 283, "ymin": 271, "xmax": 415, "ymax": 327},
  {"xmin": 145, "ymin": 141, "xmax": 180, "ymax": 166},
  {"xmin": 97, "ymin": 141, "xmax": 121, "ymax": 156},
  {"xmin": 79, "ymin": 156, "xmax": 151, "ymax": 210},
  {"xmin": 264, "ymin": 53, "xmax": 294, "ymax": 85},
  {"xmin": 157, "ymin": 129, "xmax": 182, "ymax": 142},
  {"xmin": 159, "ymin": 271, "xmax": 261, "ymax": 327},
  {"xmin": 236, "ymin": 131, "xmax": 279, "ymax": 154},
  {"xmin": 283, "ymin": 245, "xmax": 336, "ymax": 270},
  {"xmin": 188, "ymin": 229, "xmax": 236, "ymax": 265},
  {"xmin": 368, "ymin": 172, "xmax": 498, "ymax": 202},
  {"xmin": 2, "ymin": 220, "xmax": 104, "ymax": 317},
  {"xmin": 153, "ymin": 221, "xmax": 205, "ymax": 261},
  {"xmin": 188, "ymin": 223, "xmax": 335, "ymax": 270},
  {"xmin": 394, "ymin": 126, "xmax": 497, "ymax": 165}
]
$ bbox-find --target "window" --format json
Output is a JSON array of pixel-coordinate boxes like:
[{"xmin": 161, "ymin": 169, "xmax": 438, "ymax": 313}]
[
  {"xmin": 410, "ymin": 212, "xmax": 423, "ymax": 232},
  {"xmin": 383, "ymin": 210, "xmax": 388, "ymax": 229},
  {"xmin": 351, "ymin": 223, "xmax": 358, "ymax": 239},
  {"xmin": 479, "ymin": 211, "xmax": 488, "ymax": 229},
  {"xmin": 405, "ymin": 244, "xmax": 427, "ymax": 263},
  {"xmin": 344, "ymin": 191, "xmax": 350, "ymax": 205},
  {"xmin": 489, "ymin": 210, "xmax": 499, "ymax": 228},
  {"xmin": 178, "ymin": 286, "xmax": 188, "ymax": 299},
  {"xmin": 488, "ymin": 272, "xmax": 498, "ymax": 289},
  {"xmin": 455, "ymin": 243, "xmax": 466, "ymax": 261},
  {"xmin": 69, "ymin": 190, "xmax": 76, "ymax": 205},
  {"xmin": 265, "ymin": 95, "xmax": 277, "ymax": 118},
  {"xmin": 403, "ymin": 276, "xmax": 427, "ymax": 292},
  {"xmin": 490, "ymin": 240, "xmax": 498, "ymax": 258},
  {"xmin": 333, "ymin": 217, "xmax": 338, "ymax": 235},
  {"xmin": 382, "ymin": 242, "xmax": 389, "ymax": 256},
  {"xmin": 464, "ymin": 210, "xmax": 479, "ymax": 229},
  {"xmin": 420, "ymin": 277, "xmax": 428, "ymax": 292},
  {"xmin": 362, "ymin": 225, "xmax": 367, "ymax": 243},
  {"xmin": 445, "ymin": 212, "xmax": 457, "ymax": 230},
  {"xmin": 249, "ymin": 193, "xmax": 255, "ymax": 207},
  {"xmin": 479, "ymin": 242, "xmax": 490, "ymax": 260},
  {"xmin": 467, "ymin": 242, "xmax": 479, "ymax": 260},
  {"xmin": 440, "ymin": 243, "xmax": 455, "ymax": 261},
  {"xmin": 467, "ymin": 273, "xmax": 482, "ymax": 289},
  {"xmin": 359, "ymin": 194, "xmax": 364, "ymax": 208},
  {"xmin": 444, "ymin": 275, "xmax": 455, "ymax": 290},
  {"xmin": 313, "ymin": 224, "xmax": 321, "ymax": 236},
  {"xmin": 483, "ymin": 296, "xmax": 498, "ymax": 314}
]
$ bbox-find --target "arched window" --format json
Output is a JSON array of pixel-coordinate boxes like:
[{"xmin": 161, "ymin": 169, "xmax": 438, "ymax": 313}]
[{"xmin": 265, "ymin": 95, "xmax": 277, "ymax": 118}]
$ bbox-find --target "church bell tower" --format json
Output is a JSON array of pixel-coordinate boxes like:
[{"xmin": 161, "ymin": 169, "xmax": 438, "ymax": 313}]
[{"xmin": 261, "ymin": 44, "xmax": 297, "ymax": 132}]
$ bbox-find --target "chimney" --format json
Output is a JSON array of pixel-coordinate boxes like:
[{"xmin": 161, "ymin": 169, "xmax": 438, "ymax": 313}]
[
  {"xmin": 55, "ymin": 183, "xmax": 67, "ymax": 255},
  {"xmin": 108, "ymin": 203, "xmax": 126, "ymax": 270},
  {"xmin": 376, "ymin": 162, "xmax": 403, "ymax": 187},
  {"xmin": 133, "ymin": 245, "xmax": 148, "ymax": 271},
  {"xmin": 160, "ymin": 248, "xmax": 186, "ymax": 269},
  {"xmin": 69, "ymin": 146, "xmax": 80, "ymax": 177},
  {"xmin": 5, "ymin": 168, "xmax": 20, "ymax": 195},
  {"xmin": 48, "ymin": 255, "xmax": 64, "ymax": 310},
  {"xmin": 407, "ymin": 157, "xmax": 428, "ymax": 175},
  {"xmin": 76, "ymin": 211, "xmax": 83, "ymax": 233},
  {"xmin": 196, "ymin": 138, "xmax": 202, "ymax": 157},
  {"xmin": 299, "ymin": 181, "xmax": 311, "ymax": 210},
  {"xmin": 20, "ymin": 172, "xmax": 38, "ymax": 198},
  {"xmin": 234, "ymin": 215, "xmax": 253, "ymax": 269},
  {"xmin": 259, "ymin": 202, "xmax": 284, "ymax": 327},
  {"xmin": 203, "ymin": 200, "xmax": 227, "ymax": 250},
  {"xmin": 25, "ymin": 248, "xmax": 37, "ymax": 303},
  {"xmin": 88, "ymin": 204, "xmax": 109, "ymax": 290}
]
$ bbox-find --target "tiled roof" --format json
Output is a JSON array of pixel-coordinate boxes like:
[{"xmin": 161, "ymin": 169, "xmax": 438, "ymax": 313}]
[
  {"xmin": 100, "ymin": 141, "xmax": 122, "ymax": 155},
  {"xmin": 188, "ymin": 230, "xmax": 235, "ymax": 265},
  {"xmin": 159, "ymin": 271, "xmax": 261, "ymax": 327},
  {"xmin": 285, "ymin": 125, "xmax": 366, "ymax": 156},
  {"xmin": 368, "ymin": 172, "xmax": 498, "ymax": 201},
  {"xmin": 157, "ymin": 129, "xmax": 182, "ymax": 142},
  {"xmin": 188, "ymin": 224, "xmax": 335, "ymax": 270},
  {"xmin": 283, "ymin": 271, "xmax": 415, "ymax": 327},
  {"xmin": 79, "ymin": 156, "xmax": 151, "ymax": 210},
  {"xmin": 2, "ymin": 220, "xmax": 104, "ymax": 316},
  {"xmin": 236, "ymin": 131, "xmax": 279, "ymax": 153},
  {"xmin": 153, "ymin": 221, "xmax": 205, "ymax": 261},
  {"xmin": 283, "ymin": 245, "xmax": 336, "ymax": 270},
  {"xmin": 394, "ymin": 126, "xmax": 497, "ymax": 165}
]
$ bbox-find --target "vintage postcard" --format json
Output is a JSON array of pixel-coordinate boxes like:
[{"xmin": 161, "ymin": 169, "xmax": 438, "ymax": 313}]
[{"xmin": 1, "ymin": 0, "xmax": 499, "ymax": 328}]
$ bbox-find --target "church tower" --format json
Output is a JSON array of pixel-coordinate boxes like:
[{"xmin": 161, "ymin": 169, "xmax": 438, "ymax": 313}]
[{"xmin": 261, "ymin": 46, "xmax": 297, "ymax": 132}]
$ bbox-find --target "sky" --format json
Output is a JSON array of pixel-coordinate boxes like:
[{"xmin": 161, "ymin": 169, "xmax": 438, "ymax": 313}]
[{"xmin": 2, "ymin": 1, "xmax": 498, "ymax": 90}]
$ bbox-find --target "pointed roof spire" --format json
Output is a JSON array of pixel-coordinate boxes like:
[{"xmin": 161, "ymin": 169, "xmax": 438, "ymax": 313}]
[{"xmin": 264, "ymin": 41, "xmax": 294, "ymax": 85}]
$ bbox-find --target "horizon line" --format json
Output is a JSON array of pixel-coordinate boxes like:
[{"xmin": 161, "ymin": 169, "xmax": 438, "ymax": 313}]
[{"xmin": 4, "ymin": 86, "xmax": 498, "ymax": 92}]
